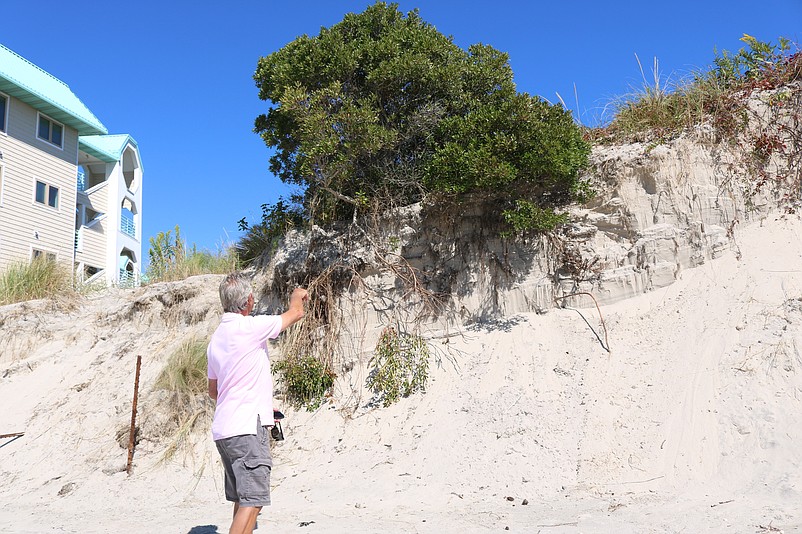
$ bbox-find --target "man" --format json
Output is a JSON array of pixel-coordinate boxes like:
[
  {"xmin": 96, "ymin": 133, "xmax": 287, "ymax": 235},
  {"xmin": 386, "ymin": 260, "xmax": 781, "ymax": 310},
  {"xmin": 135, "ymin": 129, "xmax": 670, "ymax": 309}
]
[{"xmin": 207, "ymin": 272, "xmax": 308, "ymax": 534}]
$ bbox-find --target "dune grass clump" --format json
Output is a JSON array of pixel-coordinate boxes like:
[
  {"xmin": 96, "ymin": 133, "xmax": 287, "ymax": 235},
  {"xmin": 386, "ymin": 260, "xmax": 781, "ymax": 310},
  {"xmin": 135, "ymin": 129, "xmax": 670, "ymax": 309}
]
[
  {"xmin": 153, "ymin": 337, "xmax": 212, "ymax": 460},
  {"xmin": 0, "ymin": 257, "xmax": 74, "ymax": 305},
  {"xmin": 147, "ymin": 225, "xmax": 239, "ymax": 283},
  {"xmin": 591, "ymin": 35, "xmax": 801, "ymax": 143},
  {"xmin": 161, "ymin": 249, "xmax": 239, "ymax": 282},
  {"xmin": 155, "ymin": 337, "xmax": 208, "ymax": 396}
]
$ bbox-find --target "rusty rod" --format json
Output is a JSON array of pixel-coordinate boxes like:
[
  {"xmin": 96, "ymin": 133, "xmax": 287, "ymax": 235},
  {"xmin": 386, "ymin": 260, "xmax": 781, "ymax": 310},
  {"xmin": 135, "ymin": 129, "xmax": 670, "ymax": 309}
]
[
  {"xmin": 126, "ymin": 355, "xmax": 142, "ymax": 475},
  {"xmin": 0, "ymin": 432, "xmax": 24, "ymax": 440}
]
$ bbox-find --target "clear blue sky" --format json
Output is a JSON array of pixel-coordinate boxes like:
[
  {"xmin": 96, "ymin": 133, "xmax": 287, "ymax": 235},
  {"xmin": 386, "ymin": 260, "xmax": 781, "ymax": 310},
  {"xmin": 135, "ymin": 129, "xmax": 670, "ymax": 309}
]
[{"xmin": 3, "ymin": 1, "xmax": 800, "ymax": 262}]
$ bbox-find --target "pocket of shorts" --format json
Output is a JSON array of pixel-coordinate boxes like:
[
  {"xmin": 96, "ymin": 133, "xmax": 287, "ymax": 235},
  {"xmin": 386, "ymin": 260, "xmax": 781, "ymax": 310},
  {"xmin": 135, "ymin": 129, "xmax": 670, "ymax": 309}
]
[
  {"xmin": 244, "ymin": 458, "xmax": 272, "ymax": 470},
  {"xmin": 240, "ymin": 458, "xmax": 272, "ymax": 499}
]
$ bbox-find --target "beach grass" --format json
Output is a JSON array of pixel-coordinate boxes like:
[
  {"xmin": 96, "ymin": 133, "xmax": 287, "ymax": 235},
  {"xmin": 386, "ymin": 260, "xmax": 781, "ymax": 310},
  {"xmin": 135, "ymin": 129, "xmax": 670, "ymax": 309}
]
[
  {"xmin": 589, "ymin": 35, "xmax": 800, "ymax": 143},
  {"xmin": 153, "ymin": 336, "xmax": 212, "ymax": 461},
  {"xmin": 0, "ymin": 257, "xmax": 75, "ymax": 306},
  {"xmin": 153, "ymin": 249, "xmax": 239, "ymax": 282}
]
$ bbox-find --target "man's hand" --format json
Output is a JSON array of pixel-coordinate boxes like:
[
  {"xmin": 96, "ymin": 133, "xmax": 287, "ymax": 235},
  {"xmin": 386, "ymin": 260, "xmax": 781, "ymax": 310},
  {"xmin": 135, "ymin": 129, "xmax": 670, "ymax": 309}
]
[
  {"xmin": 280, "ymin": 287, "xmax": 308, "ymax": 331},
  {"xmin": 291, "ymin": 287, "xmax": 309, "ymax": 304}
]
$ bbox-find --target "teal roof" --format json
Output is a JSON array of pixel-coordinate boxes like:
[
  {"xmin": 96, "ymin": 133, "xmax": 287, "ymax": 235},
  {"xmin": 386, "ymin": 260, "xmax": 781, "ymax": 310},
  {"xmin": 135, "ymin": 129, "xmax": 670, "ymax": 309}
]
[
  {"xmin": 0, "ymin": 44, "xmax": 107, "ymax": 136},
  {"xmin": 79, "ymin": 134, "xmax": 139, "ymax": 163}
]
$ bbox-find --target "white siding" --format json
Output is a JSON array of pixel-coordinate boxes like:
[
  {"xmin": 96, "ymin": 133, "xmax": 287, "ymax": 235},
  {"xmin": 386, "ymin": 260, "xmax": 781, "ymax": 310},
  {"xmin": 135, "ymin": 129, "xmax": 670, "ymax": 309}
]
[
  {"xmin": 76, "ymin": 218, "xmax": 107, "ymax": 266},
  {"xmin": 79, "ymin": 180, "xmax": 109, "ymax": 214},
  {"xmin": 0, "ymin": 96, "xmax": 78, "ymax": 270}
]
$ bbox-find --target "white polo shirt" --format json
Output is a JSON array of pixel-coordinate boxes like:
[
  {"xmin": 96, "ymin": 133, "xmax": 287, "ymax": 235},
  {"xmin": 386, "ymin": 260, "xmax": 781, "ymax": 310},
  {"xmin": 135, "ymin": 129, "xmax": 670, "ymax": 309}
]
[{"xmin": 207, "ymin": 313, "xmax": 282, "ymax": 441}]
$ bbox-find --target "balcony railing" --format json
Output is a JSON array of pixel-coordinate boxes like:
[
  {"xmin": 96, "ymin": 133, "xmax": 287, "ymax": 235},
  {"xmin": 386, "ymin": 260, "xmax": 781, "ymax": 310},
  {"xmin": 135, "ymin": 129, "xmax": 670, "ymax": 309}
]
[
  {"xmin": 77, "ymin": 169, "xmax": 86, "ymax": 192},
  {"xmin": 121, "ymin": 215, "xmax": 136, "ymax": 238},
  {"xmin": 119, "ymin": 269, "xmax": 136, "ymax": 288}
]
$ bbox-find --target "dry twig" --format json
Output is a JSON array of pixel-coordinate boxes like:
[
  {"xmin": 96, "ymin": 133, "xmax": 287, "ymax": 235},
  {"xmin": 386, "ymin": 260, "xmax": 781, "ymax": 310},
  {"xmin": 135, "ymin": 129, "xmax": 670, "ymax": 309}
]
[{"xmin": 554, "ymin": 291, "xmax": 611, "ymax": 353}]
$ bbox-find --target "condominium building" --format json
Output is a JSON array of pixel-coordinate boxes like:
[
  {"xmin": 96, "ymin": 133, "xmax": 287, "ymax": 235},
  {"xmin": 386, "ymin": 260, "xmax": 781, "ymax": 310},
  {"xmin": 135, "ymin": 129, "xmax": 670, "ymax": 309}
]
[{"xmin": 0, "ymin": 44, "xmax": 143, "ymax": 287}]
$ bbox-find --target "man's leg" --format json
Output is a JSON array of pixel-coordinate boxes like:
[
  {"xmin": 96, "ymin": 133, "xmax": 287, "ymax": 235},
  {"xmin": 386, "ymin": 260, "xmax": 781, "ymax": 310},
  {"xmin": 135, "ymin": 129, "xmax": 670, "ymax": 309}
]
[
  {"xmin": 223, "ymin": 419, "xmax": 272, "ymax": 534},
  {"xmin": 230, "ymin": 504, "xmax": 261, "ymax": 534}
]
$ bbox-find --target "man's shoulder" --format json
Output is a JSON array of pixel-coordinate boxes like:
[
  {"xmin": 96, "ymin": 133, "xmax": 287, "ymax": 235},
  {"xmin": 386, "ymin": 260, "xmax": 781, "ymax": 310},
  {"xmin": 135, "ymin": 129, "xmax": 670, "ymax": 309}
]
[
  {"xmin": 213, "ymin": 313, "xmax": 282, "ymax": 340},
  {"xmin": 251, "ymin": 313, "xmax": 281, "ymax": 322},
  {"xmin": 221, "ymin": 312, "xmax": 280, "ymax": 321}
]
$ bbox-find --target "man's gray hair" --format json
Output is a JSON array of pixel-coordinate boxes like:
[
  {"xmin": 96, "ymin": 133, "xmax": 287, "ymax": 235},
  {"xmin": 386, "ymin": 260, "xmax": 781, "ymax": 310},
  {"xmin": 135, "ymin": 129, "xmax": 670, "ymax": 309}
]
[{"xmin": 219, "ymin": 272, "xmax": 252, "ymax": 313}]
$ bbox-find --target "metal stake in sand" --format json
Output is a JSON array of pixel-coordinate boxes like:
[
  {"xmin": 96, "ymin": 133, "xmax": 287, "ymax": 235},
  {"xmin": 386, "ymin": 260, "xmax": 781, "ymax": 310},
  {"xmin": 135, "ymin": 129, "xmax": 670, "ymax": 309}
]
[
  {"xmin": 126, "ymin": 355, "xmax": 142, "ymax": 475},
  {"xmin": 0, "ymin": 432, "xmax": 25, "ymax": 450}
]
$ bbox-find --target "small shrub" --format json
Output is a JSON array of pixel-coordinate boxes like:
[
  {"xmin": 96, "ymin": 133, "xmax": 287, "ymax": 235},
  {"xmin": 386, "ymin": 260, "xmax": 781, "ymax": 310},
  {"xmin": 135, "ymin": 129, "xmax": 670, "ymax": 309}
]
[
  {"xmin": 501, "ymin": 200, "xmax": 569, "ymax": 235},
  {"xmin": 236, "ymin": 198, "xmax": 305, "ymax": 265},
  {"xmin": 710, "ymin": 34, "xmax": 793, "ymax": 89},
  {"xmin": 273, "ymin": 355, "xmax": 335, "ymax": 410},
  {"xmin": 367, "ymin": 327, "xmax": 429, "ymax": 407},
  {"xmin": 0, "ymin": 257, "xmax": 74, "ymax": 305}
]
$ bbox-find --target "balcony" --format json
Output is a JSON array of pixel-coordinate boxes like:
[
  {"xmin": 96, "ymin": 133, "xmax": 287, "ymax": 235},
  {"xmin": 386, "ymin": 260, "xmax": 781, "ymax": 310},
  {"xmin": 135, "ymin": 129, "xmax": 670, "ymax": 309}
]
[{"xmin": 121, "ymin": 214, "xmax": 136, "ymax": 238}]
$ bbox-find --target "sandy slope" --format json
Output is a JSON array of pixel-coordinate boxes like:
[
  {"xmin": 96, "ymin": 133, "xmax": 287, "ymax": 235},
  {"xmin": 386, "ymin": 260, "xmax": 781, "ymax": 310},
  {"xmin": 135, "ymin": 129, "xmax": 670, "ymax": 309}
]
[{"xmin": 1, "ymin": 216, "xmax": 801, "ymax": 533}]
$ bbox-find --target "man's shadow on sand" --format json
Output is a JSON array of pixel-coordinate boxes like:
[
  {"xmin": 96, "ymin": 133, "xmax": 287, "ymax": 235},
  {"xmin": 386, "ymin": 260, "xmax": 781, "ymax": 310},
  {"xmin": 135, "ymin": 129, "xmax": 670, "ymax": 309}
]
[{"xmin": 188, "ymin": 519, "xmax": 271, "ymax": 533}]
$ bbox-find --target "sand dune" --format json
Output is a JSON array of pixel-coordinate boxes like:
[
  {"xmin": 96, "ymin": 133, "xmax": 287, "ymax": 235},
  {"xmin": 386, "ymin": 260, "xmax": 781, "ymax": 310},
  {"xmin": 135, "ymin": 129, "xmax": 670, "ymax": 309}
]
[{"xmin": 1, "ymin": 213, "xmax": 800, "ymax": 533}]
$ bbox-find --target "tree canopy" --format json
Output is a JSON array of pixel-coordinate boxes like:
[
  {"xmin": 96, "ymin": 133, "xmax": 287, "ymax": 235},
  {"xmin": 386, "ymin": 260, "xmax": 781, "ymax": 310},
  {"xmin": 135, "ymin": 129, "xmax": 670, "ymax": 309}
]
[{"xmin": 253, "ymin": 1, "xmax": 589, "ymax": 231}]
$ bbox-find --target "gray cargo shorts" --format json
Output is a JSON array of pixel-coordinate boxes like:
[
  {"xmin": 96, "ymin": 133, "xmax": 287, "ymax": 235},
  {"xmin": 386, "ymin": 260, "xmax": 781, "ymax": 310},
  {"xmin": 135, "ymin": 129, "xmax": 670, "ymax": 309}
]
[{"xmin": 215, "ymin": 416, "xmax": 273, "ymax": 507}]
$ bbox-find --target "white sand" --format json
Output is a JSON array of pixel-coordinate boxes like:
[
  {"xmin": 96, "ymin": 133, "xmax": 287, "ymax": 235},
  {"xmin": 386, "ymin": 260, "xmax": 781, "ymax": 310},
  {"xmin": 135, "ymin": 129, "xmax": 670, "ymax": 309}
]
[{"xmin": 1, "ymin": 215, "xmax": 801, "ymax": 533}]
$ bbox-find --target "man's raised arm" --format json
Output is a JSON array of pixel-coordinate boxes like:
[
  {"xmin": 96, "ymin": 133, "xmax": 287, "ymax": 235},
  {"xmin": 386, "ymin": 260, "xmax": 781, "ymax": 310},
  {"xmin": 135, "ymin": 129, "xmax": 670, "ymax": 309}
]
[{"xmin": 280, "ymin": 287, "xmax": 308, "ymax": 332}]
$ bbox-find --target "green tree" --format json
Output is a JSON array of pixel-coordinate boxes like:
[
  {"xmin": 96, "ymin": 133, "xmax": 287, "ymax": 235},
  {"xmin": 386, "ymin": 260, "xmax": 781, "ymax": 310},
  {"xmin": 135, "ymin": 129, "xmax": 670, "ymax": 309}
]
[{"xmin": 253, "ymin": 1, "xmax": 589, "ymax": 231}]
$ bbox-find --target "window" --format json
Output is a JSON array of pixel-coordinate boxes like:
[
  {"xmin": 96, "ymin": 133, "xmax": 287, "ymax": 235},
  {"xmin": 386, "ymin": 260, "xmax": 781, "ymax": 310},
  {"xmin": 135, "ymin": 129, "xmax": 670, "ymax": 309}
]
[
  {"xmin": 0, "ymin": 93, "xmax": 7, "ymax": 133},
  {"xmin": 32, "ymin": 249, "xmax": 57, "ymax": 262},
  {"xmin": 35, "ymin": 180, "xmax": 59, "ymax": 208},
  {"xmin": 37, "ymin": 113, "xmax": 63, "ymax": 148}
]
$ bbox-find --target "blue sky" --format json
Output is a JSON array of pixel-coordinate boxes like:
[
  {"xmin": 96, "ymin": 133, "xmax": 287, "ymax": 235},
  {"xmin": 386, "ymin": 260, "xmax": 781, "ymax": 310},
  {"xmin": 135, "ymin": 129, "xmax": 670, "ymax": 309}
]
[{"xmin": 2, "ymin": 1, "xmax": 800, "ymax": 263}]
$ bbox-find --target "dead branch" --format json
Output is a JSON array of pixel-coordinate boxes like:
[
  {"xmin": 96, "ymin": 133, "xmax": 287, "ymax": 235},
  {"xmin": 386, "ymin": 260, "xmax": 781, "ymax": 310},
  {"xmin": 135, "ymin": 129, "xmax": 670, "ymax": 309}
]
[{"xmin": 554, "ymin": 291, "xmax": 611, "ymax": 353}]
